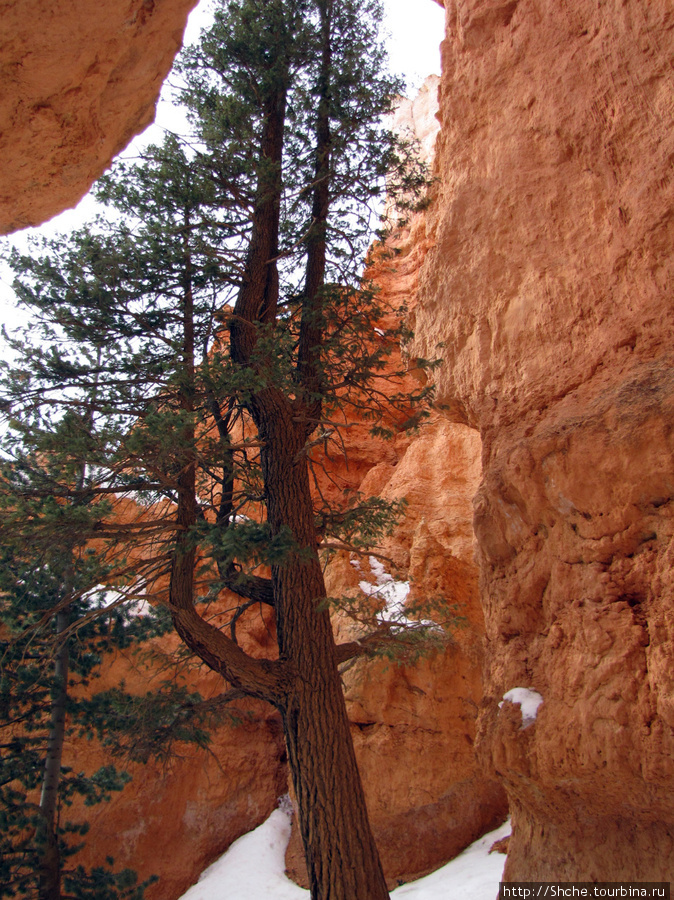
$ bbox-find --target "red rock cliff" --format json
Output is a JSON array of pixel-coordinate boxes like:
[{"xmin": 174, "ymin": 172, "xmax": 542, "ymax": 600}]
[
  {"xmin": 413, "ymin": 0, "xmax": 674, "ymax": 881},
  {"xmin": 0, "ymin": 0, "xmax": 197, "ymax": 234},
  {"xmin": 4, "ymin": 0, "xmax": 674, "ymax": 889}
]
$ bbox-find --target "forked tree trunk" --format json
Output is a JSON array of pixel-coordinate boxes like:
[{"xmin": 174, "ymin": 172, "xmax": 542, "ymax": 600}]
[
  {"xmin": 167, "ymin": 3, "xmax": 391, "ymax": 893},
  {"xmin": 169, "ymin": 389, "xmax": 391, "ymax": 899}
]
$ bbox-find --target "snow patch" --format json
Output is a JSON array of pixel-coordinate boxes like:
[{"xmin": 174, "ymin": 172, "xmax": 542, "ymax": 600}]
[
  {"xmin": 499, "ymin": 687, "xmax": 544, "ymax": 728},
  {"xmin": 177, "ymin": 805, "xmax": 510, "ymax": 900},
  {"xmin": 357, "ymin": 556, "xmax": 440, "ymax": 633},
  {"xmin": 392, "ymin": 818, "xmax": 510, "ymax": 900},
  {"xmin": 177, "ymin": 808, "xmax": 301, "ymax": 900},
  {"xmin": 358, "ymin": 555, "xmax": 413, "ymax": 628},
  {"xmin": 126, "ymin": 597, "xmax": 151, "ymax": 618},
  {"xmin": 84, "ymin": 584, "xmax": 149, "ymax": 618}
]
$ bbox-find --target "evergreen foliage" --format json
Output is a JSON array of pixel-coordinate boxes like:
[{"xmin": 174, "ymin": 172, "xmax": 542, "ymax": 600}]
[
  {"xmin": 0, "ymin": 429, "xmax": 159, "ymax": 899},
  {"xmin": 0, "ymin": 1, "xmax": 445, "ymax": 897}
]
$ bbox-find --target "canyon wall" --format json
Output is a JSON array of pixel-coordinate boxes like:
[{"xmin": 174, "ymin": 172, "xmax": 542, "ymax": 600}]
[
  {"xmin": 412, "ymin": 0, "xmax": 674, "ymax": 880},
  {"xmin": 0, "ymin": 0, "xmax": 197, "ymax": 234},
  {"xmin": 3, "ymin": 0, "xmax": 674, "ymax": 890}
]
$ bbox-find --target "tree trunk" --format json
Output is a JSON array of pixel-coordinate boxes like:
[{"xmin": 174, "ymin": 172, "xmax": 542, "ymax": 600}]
[
  {"xmin": 36, "ymin": 818, "xmax": 60, "ymax": 900},
  {"xmin": 258, "ymin": 398, "xmax": 389, "ymax": 900},
  {"xmin": 38, "ymin": 606, "xmax": 69, "ymax": 900},
  {"xmin": 177, "ymin": 5, "xmax": 391, "ymax": 891},
  {"xmin": 281, "ymin": 670, "xmax": 389, "ymax": 900}
]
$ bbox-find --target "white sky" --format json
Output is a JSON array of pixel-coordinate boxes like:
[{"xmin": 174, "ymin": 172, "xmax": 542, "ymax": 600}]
[{"xmin": 0, "ymin": 0, "xmax": 445, "ymax": 328}]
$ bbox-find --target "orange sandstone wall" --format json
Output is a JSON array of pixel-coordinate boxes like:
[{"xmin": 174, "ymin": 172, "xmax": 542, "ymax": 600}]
[
  {"xmin": 337, "ymin": 412, "xmax": 508, "ymax": 886},
  {"xmin": 0, "ymin": 0, "xmax": 197, "ymax": 234},
  {"xmin": 278, "ymin": 83, "xmax": 508, "ymax": 882},
  {"xmin": 413, "ymin": 0, "xmax": 674, "ymax": 881}
]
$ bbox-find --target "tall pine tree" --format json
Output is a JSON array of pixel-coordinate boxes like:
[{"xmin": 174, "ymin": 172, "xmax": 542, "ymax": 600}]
[{"xmin": 2, "ymin": 1, "xmax": 435, "ymax": 896}]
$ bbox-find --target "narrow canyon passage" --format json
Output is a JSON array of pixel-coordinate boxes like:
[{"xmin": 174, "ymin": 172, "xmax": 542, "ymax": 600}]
[{"xmin": 2, "ymin": 0, "xmax": 674, "ymax": 891}]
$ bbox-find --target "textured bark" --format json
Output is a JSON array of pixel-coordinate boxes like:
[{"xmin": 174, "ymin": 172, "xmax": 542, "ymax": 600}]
[
  {"xmin": 295, "ymin": 0, "xmax": 331, "ymax": 420},
  {"xmin": 36, "ymin": 818, "xmax": 61, "ymax": 900},
  {"xmin": 282, "ymin": 670, "xmax": 390, "ymax": 900},
  {"xmin": 259, "ymin": 399, "xmax": 389, "ymax": 900},
  {"xmin": 228, "ymin": 82, "xmax": 287, "ymax": 367}
]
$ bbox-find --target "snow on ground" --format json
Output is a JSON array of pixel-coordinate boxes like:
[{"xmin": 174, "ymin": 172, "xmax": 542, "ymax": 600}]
[
  {"xmin": 177, "ymin": 805, "xmax": 510, "ymax": 900},
  {"xmin": 499, "ymin": 687, "xmax": 544, "ymax": 728},
  {"xmin": 177, "ymin": 809, "xmax": 300, "ymax": 900},
  {"xmin": 391, "ymin": 821, "xmax": 509, "ymax": 900}
]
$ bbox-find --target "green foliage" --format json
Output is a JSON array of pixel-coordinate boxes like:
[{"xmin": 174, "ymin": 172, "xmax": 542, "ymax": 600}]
[
  {"xmin": 1, "ymin": 0, "xmax": 434, "ymax": 595},
  {"xmin": 62, "ymin": 864, "xmax": 158, "ymax": 900},
  {"xmin": 316, "ymin": 496, "xmax": 408, "ymax": 550},
  {"xmin": 0, "ymin": 446, "xmax": 156, "ymax": 897},
  {"xmin": 332, "ymin": 583, "xmax": 466, "ymax": 667},
  {"xmin": 1, "ymin": 0, "xmax": 439, "ymax": 893},
  {"xmin": 0, "ymin": 401, "xmax": 208, "ymax": 895},
  {"xmin": 74, "ymin": 684, "xmax": 240, "ymax": 765}
]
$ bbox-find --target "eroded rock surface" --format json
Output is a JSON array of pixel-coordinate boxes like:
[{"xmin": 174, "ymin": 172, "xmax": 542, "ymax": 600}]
[
  {"xmin": 0, "ymin": 0, "xmax": 197, "ymax": 234},
  {"xmin": 15, "ymin": 0, "xmax": 674, "ymax": 888},
  {"xmin": 339, "ymin": 417, "xmax": 508, "ymax": 885},
  {"xmin": 392, "ymin": 74, "xmax": 441, "ymax": 165},
  {"xmin": 412, "ymin": 0, "xmax": 674, "ymax": 881}
]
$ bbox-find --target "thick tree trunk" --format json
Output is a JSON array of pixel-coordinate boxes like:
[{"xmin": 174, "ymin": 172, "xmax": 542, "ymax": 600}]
[
  {"xmin": 36, "ymin": 819, "xmax": 60, "ymax": 900},
  {"xmin": 274, "ymin": 7, "xmax": 389, "ymax": 891},
  {"xmin": 36, "ymin": 820, "xmax": 60, "ymax": 900},
  {"xmin": 177, "ymin": 5, "xmax": 391, "ymax": 891},
  {"xmin": 281, "ymin": 668, "xmax": 389, "ymax": 900},
  {"xmin": 258, "ymin": 399, "xmax": 389, "ymax": 900}
]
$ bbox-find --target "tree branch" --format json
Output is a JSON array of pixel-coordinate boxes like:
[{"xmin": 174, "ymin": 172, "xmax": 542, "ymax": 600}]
[
  {"xmin": 334, "ymin": 624, "xmax": 393, "ymax": 664},
  {"xmin": 170, "ymin": 600, "xmax": 287, "ymax": 706}
]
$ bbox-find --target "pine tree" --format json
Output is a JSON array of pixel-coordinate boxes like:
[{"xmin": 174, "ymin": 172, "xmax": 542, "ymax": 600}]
[
  {"xmin": 0, "ymin": 416, "xmax": 158, "ymax": 900},
  {"xmin": 2, "ymin": 1, "xmax": 436, "ymax": 897}
]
